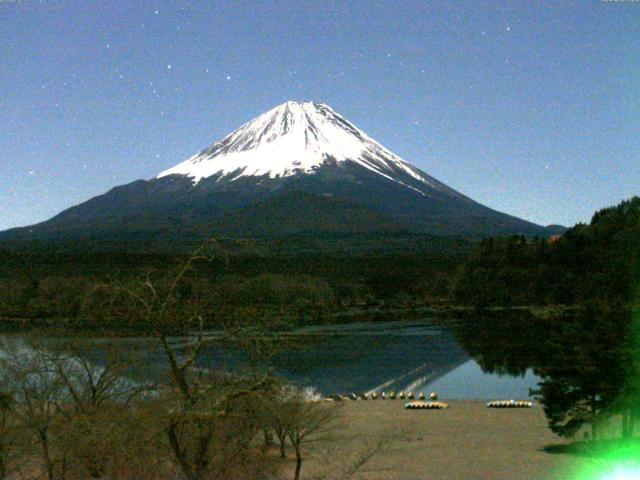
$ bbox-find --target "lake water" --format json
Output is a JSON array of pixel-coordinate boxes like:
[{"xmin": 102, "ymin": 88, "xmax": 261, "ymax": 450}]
[{"xmin": 0, "ymin": 319, "xmax": 542, "ymax": 400}]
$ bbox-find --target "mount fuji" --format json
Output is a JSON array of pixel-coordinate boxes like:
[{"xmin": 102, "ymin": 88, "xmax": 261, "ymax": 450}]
[{"xmin": 0, "ymin": 101, "xmax": 561, "ymax": 243}]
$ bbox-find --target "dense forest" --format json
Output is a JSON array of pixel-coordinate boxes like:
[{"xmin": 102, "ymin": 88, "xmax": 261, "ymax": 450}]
[
  {"xmin": 0, "ymin": 236, "xmax": 469, "ymax": 332},
  {"xmin": 1, "ymin": 197, "xmax": 637, "ymax": 332},
  {"xmin": 453, "ymin": 196, "xmax": 640, "ymax": 309}
]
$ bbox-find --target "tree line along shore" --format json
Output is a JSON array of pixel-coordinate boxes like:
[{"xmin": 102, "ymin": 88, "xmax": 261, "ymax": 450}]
[{"xmin": 1, "ymin": 198, "xmax": 636, "ymax": 334}]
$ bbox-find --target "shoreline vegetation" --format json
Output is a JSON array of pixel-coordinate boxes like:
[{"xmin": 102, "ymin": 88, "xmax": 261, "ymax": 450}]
[{"xmin": 0, "ymin": 304, "xmax": 579, "ymax": 336}]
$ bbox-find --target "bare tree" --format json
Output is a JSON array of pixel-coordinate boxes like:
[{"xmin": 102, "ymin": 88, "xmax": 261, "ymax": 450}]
[
  {"xmin": 309, "ymin": 434, "xmax": 392, "ymax": 480},
  {"xmin": 285, "ymin": 398, "xmax": 341, "ymax": 480},
  {"xmin": 0, "ymin": 334, "xmax": 158, "ymax": 480},
  {"xmin": 50, "ymin": 338, "xmax": 150, "ymax": 412},
  {"xmin": 0, "ymin": 391, "xmax": 15, "ymax": 480},
  {"xmin": 44, "ymin": 338, "xmax": 153, "ymax": 479},
  {"xmin": 117, "ymin": 241, "xmax": 278, "ymax": 480},
  {"xmin": 260, "ymin": 384, "xmax": 298, "ymax": 459},
  {"xmin": 0, "ymin": 341, "xmax": 67, "ymax": 480}
]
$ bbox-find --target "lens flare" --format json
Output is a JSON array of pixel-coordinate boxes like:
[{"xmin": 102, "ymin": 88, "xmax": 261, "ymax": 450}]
[
  {"xmin": 599, "ymin": 465, "xmax": 640, "ymax": 480},
  {"xmin": 569, "ymin": 441, "xmax": 640, "ymax": 480}
]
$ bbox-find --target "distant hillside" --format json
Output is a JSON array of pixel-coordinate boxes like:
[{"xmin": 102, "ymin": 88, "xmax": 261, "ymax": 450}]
[{"xmin": 208, "ymin": 191, "xmax": 406, "ymax": 237}]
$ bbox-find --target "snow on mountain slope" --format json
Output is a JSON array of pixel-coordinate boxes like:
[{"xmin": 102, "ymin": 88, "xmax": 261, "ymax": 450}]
[{"xmin": 157, "ymin": 101, "xmax": 457, "ymax": 197}]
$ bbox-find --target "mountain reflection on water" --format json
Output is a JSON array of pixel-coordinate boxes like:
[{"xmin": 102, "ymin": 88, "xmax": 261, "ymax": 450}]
[{"xmin": 0, "ymin": 316, "xmax": 547, "ymax": 399}]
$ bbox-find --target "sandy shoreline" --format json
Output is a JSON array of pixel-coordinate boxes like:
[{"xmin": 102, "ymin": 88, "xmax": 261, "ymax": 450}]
[{"xmin": 313, "ymin": 400, "xmax": 583, "ymax": 480}]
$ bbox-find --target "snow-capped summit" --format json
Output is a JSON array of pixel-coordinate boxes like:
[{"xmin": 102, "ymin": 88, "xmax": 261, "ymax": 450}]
[{"xmin": 157, "ymin": 101, "xmax": 457, "ymax": 197}]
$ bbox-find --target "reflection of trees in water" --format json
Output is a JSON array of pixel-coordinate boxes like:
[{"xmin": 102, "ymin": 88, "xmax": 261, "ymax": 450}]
[
  {"xmin": 449, "ymin": 311, "xmax": 553, "ymax": 377},
  {"xmin": 451, "ymin": 308, "xmax": 639, "ymax": 440},
  {"xmin": 535, "ymin": 308, "xmax": 636, "ymax": 440}
]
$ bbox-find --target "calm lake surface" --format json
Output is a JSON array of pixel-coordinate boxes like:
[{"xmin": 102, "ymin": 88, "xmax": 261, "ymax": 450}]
[{"xmin": 0, "ymin": 319, "xmax": 541, "ymax": 400}]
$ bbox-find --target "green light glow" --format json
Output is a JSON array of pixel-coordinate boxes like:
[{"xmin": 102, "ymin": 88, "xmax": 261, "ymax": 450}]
[
  {"xmin": 569, "ymin": 245, "xmax": 640, "ymax": 480},
  {"xmin": 568, "ymin": 439, "xmax": 640, "ymax": 480}
]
